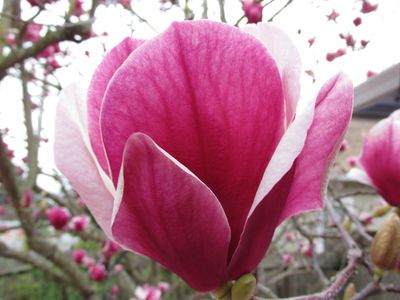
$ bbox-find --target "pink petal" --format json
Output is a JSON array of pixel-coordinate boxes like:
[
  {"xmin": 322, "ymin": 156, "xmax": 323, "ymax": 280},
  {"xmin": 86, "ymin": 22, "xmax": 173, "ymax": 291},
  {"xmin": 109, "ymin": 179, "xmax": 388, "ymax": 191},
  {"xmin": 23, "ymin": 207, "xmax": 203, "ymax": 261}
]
[
  {"xmin": 111, "ymin": 133, "xmax": 230, "ymax": 292},
  {"xmin": 346, "ymin": 168, "xmax": 373, "ymax": 186},
  {"xmin": 242, "ymin": 23, "xmax": 301, "ymax": 125},
  {"xmin": 101, "ymin": 20, "xmax": 284, "ymax": 254},
  {"xmin": 228, "ymin": 168, "xmax": 295, "ymax": 279},
  {"xmin": 87, "ymin": 37, "xmax": 144, "ymax": 174},
  {"xmin": 249, "ymin": 80, "xmax": 318, "ymax": 217},
  {"xmin": 54, "ymin": 84, "xmax": 115, "ymax": 237},
  {"xmin": 279, "ymin": 73, "xmax": 353, "ymax": 222},
  {"xmin": 228, "ymin": 73, "xmax": 353, "ymax": 278},
  {"xmin": 359, "ymin": 109, "xmax": 400, "ymax": 206}
]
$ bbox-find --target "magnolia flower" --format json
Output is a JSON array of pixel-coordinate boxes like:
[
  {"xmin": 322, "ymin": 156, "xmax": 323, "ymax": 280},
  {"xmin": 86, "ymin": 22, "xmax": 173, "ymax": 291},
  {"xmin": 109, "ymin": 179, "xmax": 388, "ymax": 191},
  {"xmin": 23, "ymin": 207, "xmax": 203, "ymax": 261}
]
[
  {"xmin": 349, "ymin": 110, "xmax": 400, "ymax": 207},
  {"xmin": 54, "ymin": 21, "xmax": 353, "ymax": 291}
]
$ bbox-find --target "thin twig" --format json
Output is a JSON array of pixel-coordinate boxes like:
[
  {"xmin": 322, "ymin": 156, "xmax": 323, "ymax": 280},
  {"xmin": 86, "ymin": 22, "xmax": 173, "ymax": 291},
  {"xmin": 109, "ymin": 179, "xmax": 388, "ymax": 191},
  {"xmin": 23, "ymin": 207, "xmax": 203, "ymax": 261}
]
[
  {"xmin": 268, "ymin": 0, "xmax": 294, "ymax": 22},
  {"xmin": 0, "ymin": 21, "xmax": 92, "ymax": 79},
  {"xmin": 253, "ymin": 249, "xmax": 362, "ymax": 300},
  {"xmin": 218, "ymin": 0, "xmax": 226, "ymax": 22},
  {"xmin": 21, "ymin": 63, "xmax": 39, "ymax": 189},
  {"xmin": 202, "ymin": 0, "xmax": 208, "ymax": 19},
  {"xmin": 351, "ymin": 282, "xmax": 400, "ymax": 300}
]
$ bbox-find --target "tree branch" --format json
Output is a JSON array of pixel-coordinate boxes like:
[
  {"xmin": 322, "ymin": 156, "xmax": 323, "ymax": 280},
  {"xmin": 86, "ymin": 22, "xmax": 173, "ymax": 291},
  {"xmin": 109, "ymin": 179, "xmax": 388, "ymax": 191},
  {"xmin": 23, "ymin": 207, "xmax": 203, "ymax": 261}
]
[
  {"xmin": 0, "ymin": 21, "xmax": 92, "ymax": 79},
  {"xmin": 218, "ymin": 0, "xmax": 226, "ymax": 22}
]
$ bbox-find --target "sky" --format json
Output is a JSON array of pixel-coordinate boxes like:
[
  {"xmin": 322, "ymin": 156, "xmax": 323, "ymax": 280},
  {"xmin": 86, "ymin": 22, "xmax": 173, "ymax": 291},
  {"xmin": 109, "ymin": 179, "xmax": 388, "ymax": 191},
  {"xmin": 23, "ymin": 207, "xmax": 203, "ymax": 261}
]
[{"xmin": 0, "ymin": 0, "xmax": 399, "ymax": 192}]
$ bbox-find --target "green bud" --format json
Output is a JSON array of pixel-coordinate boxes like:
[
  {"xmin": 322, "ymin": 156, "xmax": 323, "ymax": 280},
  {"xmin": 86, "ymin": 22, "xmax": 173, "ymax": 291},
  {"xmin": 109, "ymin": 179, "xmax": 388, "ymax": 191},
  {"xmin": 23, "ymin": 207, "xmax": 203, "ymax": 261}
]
[
  {"xmin": 211, "ymin": 281, "xmax": 232, "ymax": 300},
  {"xmin": 231, "ymin": 274, "xmax": 256, "ymax": 300},
  {"xmin": 370, "ymin": 214, "xmax": 400, "ymax": 270},
  {"xmin": 373, "ymin": 205, "xmax": 391, "ymax": 217},
  {"xmin": 342, "ymin": 283, "xmax": 357, "ymax": 300}
]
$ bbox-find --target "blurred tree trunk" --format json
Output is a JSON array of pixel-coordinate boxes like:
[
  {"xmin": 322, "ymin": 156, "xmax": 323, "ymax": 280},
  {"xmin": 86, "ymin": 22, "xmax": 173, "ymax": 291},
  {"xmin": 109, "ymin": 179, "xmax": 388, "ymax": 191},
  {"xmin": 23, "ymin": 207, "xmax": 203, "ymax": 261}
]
[{"xmin": 0, "ymin": 0, "xmax": 21, "ymax": 34}]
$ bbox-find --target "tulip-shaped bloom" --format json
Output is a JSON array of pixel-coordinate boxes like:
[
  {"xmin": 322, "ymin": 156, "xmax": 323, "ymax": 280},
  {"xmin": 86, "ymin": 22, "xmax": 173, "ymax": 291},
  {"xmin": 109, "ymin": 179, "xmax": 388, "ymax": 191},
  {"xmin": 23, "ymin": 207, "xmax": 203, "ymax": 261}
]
[
  {"xmin": 350, "ymin": 110, "xmax": 400, "ymax": 207},
  {"xmin": 54, "ymin": 21, "xmax": 353, "ymax": 291}
]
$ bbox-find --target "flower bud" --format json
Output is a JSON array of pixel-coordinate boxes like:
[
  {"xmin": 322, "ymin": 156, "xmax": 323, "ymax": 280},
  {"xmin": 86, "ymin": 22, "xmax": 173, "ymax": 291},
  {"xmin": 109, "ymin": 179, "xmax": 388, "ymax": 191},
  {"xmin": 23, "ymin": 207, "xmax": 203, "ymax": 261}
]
[
  {"xmin": 111, "ymin": 285, "xmax": 119, "ymax": 296},
  {"xmin": 370, "ymin": 214, "xmax": 400, "ymax": 270},
  {"xmin": 83, "ymin": 256, "xmax": 95, "ymax": 268},
  {"xmin": 71, "ymin": 248, "xmax": 86, "ymax": 264},
  {"xmin": 342, "ymin": 283, "xmax": 357, "ymax": 300},
  {"xmin": 342, "ymin": 217, "xmax": 352, "ymax": 232},
  {"xmin": 45, "ymin": 207, "xmax": 71, "ymax": 230},
  {"xmin": 113, "ymin": 264, "xmax": 123, "ymax": 273},
  {"xmin": 69, "ymin": 215, "xmax": 90, "ymax": 232},
  {"xmin": 373, "ymin": 205, "xmax": 391, "ymax": 218},
  {"xmin": 231, "ymin": 274, "xmax": 256, "ymax": 300},
  {"xmin": 282, "ymin": 254, "xmax": 293, "ymax": 266},
  {"xmin": 89, "ymin": 264, "xmax": 107, "ymax": 282},
  {"xmin": 242, "ymin": 1, "xmax": 263, "ymax": 24},
  {"xmin": 211, "ymin": 281, "xmax": 232, "ymax": 299},
  {"xmin": 158, "ymin": 282, "xmax": 170, "ymax": 292},
  {"xmin": 24, "ymin": 191, "xmax": 33, "ymax": 208},
  {"xmin": 284, "ymin": 231, "xmax": 295, "ymax": 241},
  {"xmin": 0, "ymin": 206, "xmax": 6, "ymax": 216},
  {"xmin": 102, "ymin": 240, "xmax": 121, "ymax": 260}
]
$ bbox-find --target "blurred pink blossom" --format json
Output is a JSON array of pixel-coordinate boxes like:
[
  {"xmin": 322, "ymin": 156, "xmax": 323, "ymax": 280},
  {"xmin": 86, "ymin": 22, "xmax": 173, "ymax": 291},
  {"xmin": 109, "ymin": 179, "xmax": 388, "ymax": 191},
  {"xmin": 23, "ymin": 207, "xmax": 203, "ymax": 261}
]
[
  {"xmin": 0, "ymin": 206, "xmax": 6, "ymax": 216},
  {"xmin": 282, "ymin": 254, "xmax": 293, "ymax": 265},
  {"xmin": 353, "ymin": 17, "xmax": 362, "ymax": 26},
  {"xmin": 71, "ymin": 248, "xmax": 86, "ymax": 264},
  {"xmin": 70, "ymin": 215, "xmax": 90, "ymax": 232},
  {"xmin": 361, "ymin": 1, "xmax": 378, "ymax": 14},
  {"xmin": 45, "ymin": 207, "xmax": 71, "ymax": 230},
  {"xmin": 102, "ymin": 240, "xmax": 121, "ymax": 260},
  {"xmin": 134, "ymin": 284, "xmax": 162, "ymax": 300},
  {"xmin": 242, "ymin": 0, "xmax": 263, "ymax": 24},
  {"xmin": 89, "ymin": 264, "xmax": 107, "ymax": 282},
  {"xmin": 82, "ymin": 256, "xmax": 95, "ymax": 268},
  {"xmin": 24, "ymin": 23, "xmax": 43, "ymax": 42}
]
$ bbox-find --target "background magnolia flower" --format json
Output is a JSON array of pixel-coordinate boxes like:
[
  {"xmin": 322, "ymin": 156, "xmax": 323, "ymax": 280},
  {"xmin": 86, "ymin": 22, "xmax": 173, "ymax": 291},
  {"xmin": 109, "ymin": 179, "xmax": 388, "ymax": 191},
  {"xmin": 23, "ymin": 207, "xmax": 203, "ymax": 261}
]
[
  {"xmin": 54, "ymin": 21, "xmax": 353, "ymax": 291},
  {"xmin": 349, "ymin": 110, "xmax": 400, "ymax": 207}
]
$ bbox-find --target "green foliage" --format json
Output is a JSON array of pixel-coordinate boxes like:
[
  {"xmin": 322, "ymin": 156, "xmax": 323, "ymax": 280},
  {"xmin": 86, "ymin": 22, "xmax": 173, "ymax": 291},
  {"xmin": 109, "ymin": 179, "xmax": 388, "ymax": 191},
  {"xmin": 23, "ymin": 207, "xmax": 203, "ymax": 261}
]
[{"xmin": 0, "ymin": 269, "xmax": 80, "ymax": 300}]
